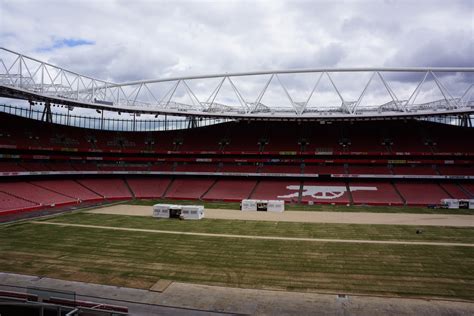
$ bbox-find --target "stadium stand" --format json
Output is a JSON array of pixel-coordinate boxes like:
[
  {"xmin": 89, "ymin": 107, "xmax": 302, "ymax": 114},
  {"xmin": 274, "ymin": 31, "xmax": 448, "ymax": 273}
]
[
  {"xmin": 438, "ymin": 165, "xmax": 474, "ymax": 176},
  {"xmin": 203, "ymin": 179, "xmax": 257, "ymax": 201},
  {"xmin": 260, "ymin": 164, "xmax": 302, "ymax": 174},
  {"xmin": 19, "ymin": 162, "xmax": 52, "ymax": 171},
  {"xmin": 300, "ymin": 181, "xmax": 350, "ymax": 204},
  {"xmin": 30, "ymin": 180, "xmax": 103, "ymax": 202},
  {"xmin": 461, "ymin": 184, "xmax": 474, "ymax": 197},
  {"xmin": 439, "ymin": 183, "xmax": 471, "ymax": 199},
  {"xmin": 347, "ymin": 165, "xmax": 392, "ymax": 175},
  {"xmin": 48, "ymin": 162, "xmax": 75, "ymax": 171},
  {"xmin": 0, "ymin": 110, "xmax": 472, "ymax": 215},
  {"xmin": 350, "ymin": 182, "xmax": 403, "ymax": 205},
  {"xmin": 251, "ymin": 180, "xmax": 302, "ymax": 202},
  {"xmin": 126, "ymin": 177, "xmax": 171, "ymax": 198},
  {"xmin": 303, "ymin": 164, "xmax": 346, "ymax": 175},
  {"xmin": 0, "ymin": 161, "xmax": 26, "ymax": 172},
  {"xmin": 149, "ymin": 163, "xmax": 175, "ymax": 171},
  {"xmin": 0, "ymin": 192, "xmax": 38, "ymax": 212},
  {"xmin": 0, "ymin": 182, "xmax": 76, "ymax": 206},
  {"xmin": 175, "ymin": 163, "xmax": 219, "ymax": 172},
  {"xmin": 165, "ymin": 178, "xmax": 215, "ymax": 199},
  {"xmin": 395, "ymin": 182, "xmax": 449, "ymax": 205},
  {"xmin": 392, "ymin": 165, "xmax": 438, "ymax": 175},
  {"xmin": 77, "ymin": 179, "xmax": 132, "ymax": 199},
  {"xmin": 72, "ymin": 162, "xmax": 100, "ymax": 171}
]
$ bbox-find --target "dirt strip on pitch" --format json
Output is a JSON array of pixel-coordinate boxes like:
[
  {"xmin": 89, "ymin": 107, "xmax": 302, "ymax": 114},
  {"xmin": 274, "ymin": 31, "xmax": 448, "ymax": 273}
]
[{"xmin": 86, "ymin": 204, "xmax": 474, "ymax": 227}]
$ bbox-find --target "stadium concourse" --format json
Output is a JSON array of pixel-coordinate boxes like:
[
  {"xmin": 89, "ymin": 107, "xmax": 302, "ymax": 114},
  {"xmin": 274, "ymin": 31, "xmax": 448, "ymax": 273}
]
[{"xmin": 0, "ymin": 111, "xmax": 473, "ymax": 217}]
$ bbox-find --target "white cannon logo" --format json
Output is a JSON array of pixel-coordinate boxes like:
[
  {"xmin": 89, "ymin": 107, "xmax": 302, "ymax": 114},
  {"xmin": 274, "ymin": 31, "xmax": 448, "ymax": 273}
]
[{"xmin": 278, "ymin": 185, "xmax": 377, "ymax": 200}]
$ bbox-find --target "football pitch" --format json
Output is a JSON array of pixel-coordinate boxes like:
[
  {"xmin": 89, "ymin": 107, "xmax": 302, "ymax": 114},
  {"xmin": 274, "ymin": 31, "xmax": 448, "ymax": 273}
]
[{"xmin": 0, "ymin": 204, "xmax": 473, "ymax": 301}]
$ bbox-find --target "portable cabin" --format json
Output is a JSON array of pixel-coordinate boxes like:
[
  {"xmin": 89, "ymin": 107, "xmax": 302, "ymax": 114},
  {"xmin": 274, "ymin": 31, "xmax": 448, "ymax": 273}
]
[{"xmin": 181, "ymin": 205, "xmax": 205, "ymax": 220}]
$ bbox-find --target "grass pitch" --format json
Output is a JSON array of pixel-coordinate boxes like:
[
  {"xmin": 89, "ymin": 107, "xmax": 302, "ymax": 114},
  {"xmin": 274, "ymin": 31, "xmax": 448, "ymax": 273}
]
[{"xmin": 0, "ymin": 212, "xmax": 473, "ymax": 300}]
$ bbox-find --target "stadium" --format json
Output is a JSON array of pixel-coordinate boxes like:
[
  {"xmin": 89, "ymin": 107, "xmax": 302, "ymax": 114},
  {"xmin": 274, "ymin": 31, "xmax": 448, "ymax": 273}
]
[{"xmin": 0, "ymin": 46, "xmax": 473, "ymax": 315}]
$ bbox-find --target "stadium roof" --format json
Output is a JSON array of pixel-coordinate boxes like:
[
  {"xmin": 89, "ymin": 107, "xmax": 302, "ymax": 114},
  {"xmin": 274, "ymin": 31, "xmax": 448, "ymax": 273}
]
[{"xmin": 1, "ymin": 47, "xmax": 473, "ymax": 121}]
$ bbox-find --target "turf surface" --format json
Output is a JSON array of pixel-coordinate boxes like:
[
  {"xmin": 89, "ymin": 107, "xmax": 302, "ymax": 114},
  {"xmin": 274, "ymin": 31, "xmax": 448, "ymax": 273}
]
[
  {"xmin": 0, "ymin": 212, "xmax": 473, "ymax": 300},
  {"xmin": 47, "ymin": 213, "xmax": 474, "ymax": 243}
]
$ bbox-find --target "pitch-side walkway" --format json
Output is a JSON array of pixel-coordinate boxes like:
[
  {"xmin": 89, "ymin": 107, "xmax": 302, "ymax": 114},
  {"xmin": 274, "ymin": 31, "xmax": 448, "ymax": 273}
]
[
  {"xmin": 32, "ymin": 221, "xmax": 474, "ymax": 247},
  {"xmin": 1, "ymin": 272, "xmax": 473, "ymax": 316},
  {"xmin": 87, "ymin": 205, "xmax": 474, "ymax": 227}
]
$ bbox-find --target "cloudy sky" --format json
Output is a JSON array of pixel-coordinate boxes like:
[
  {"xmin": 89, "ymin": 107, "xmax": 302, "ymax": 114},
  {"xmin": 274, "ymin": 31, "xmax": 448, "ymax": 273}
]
[{"xmin": 0, "ymin": 0, "xmax": 473, "ymax": 110}]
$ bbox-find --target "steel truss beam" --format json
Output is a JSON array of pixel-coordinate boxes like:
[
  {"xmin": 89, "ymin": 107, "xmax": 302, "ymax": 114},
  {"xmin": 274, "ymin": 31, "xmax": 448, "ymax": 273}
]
[{"xmin": 1, "ymin": 47, "xmax": 473, "ymax": 120}]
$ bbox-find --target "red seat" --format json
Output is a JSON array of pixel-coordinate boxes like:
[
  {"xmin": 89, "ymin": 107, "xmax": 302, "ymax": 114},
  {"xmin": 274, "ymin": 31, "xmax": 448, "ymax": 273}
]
[
  {"xmin": 31, "ymin": 180, "xmax": 102, "ymax": 201},
  {"xmin": 165, "ymin": 178, "xmax": 215, "ymax": 199},
  {"xmin": 127, "ymin": 178, "xmax": 171, "ymax": 198},
  {"xmin": 203, "ymin": 179, "xmax": 257, "ymax": 201},
  {"xmin": 350, "ymin": 182, "xmax": 403, "ymax": 205},
  {"xmin": 77, "ymin": 179, "xmax": 132, "ymax": 199},
  {"xmin": 395, "ymin": 183, "xmax": 449, "ymax": 205},
  {"xmin": 299, "ymin": 181, "xmax": 350, "ymax": 204},
  {"xmin": 251, "ymin": 180, "xmax": 301, "ymax": 202}
]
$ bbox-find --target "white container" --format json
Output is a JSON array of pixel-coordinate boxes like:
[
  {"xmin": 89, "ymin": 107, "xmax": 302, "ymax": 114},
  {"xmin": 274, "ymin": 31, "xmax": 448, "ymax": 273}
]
[
  {"xmin": 153, "ymin": 204, "xmax": 175, "ymax": 218},
  {"xmin": 241, "ymin": 199, "xmax": 258, "ymax": 211},
  {"xmin": 181, "ymin": 205, "xmax": 205, "ymax": 220},
  {"xmin": 441, "ymin": 199, "xmax": 459, "ymax": 209},
  {"xmin": 267, "ymin": 200, "xmax": 285, "ymax": 212}
]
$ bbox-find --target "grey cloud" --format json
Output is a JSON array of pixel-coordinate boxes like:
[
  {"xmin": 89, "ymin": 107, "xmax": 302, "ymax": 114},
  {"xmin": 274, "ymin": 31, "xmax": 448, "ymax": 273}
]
[{"xmin": 0, "ymin": 0, "xmax": 472, "ymax": 104}]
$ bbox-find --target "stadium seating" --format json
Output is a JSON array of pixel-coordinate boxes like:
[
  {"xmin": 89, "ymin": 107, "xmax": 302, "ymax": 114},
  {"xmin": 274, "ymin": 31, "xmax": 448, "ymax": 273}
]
[
  {"xmin": 77, "ymin": 179, "xmax": 132, "ymax": 199},
  {"xmin": 438, "ymin": 165, "xmax": 474, "ymax": 176},
  {"xmin": 71, "ymin": 162, "xmax": 99, "ymax": 171},
  {"xmin": 0, "ymin": 191, "xmax": 38, "ymax": 212},
  {"xmin": 175, "ymin": 163, "xmax": 219, "ymax": 172},
  {"xmin": 303, "ymin": 164, "xmax": 346, "ymax": 175},
  {"xmin": 48, "ymin": 162, "xmax": 75, "ymax": 171},
  {"xmin": 19, "ymin": 162, "xmax": 52, "ymax": 171},
  {"xmin": 1, "ymin": 112, "xmax": 474, "ymax": 155},
  {"xmin": 126, "ymin": 178, "xmax": 171, "ymax": 198},
  {"xmin": 149, "ymin": 163, "xmax": 175, "ymax": 171},
  {"xmin": 251, "ymin": 180, "xmax": 301, "ymax": 202},
  {"xmin": 203, "ymin": 179, "xmax": 257, "ymax": 201},
  {"xmin": 350, "ymin": 182, "xmax": 403, "ymax": 205},
  {"xmin": 164, "ymin": 178, "xmax": 215, "ymax": 199},
  {"xmin": 461, "ymin": 184, "xmax": 474, "ymax": 197},
  {"xmin": 392, "ymin": 165, "xmax": 438, "ymax": 175},
  {"xmin": 0, "ymin": 110, "xmax": 473, "ymax": 213},
  {"xmin": 224, "ymin": 122, "xmax": 265, "ymax": 151},
  {"xmin": 347, "ymin": 165, "xmax": 392, "ymax": 175},
  {"xmin": 123, "ymin": 164, "xmax": 149, "ymax": 171},
  {"xmin": 395, "ymin": 182, "xmax": 449, "ymax": 205},
  {"xmin": 99, "ymin": 164, "xmax": 124, "ymax": 171},
  {"xmin": 0, "ymin": 182, "xmax": 76, "ymax": 206},
  {"xmin": 260, "ymin": 164, "xmax": 302, "ymax": 174},
  {"xmin": 0, "ymin": 161, "xmax": 26, "ymax": 172},
  {"xmin": 31, "ymin": 180, "xmax": 103, "ymax": 202},
  {"xmin": 300, "ymin": 181, "xmax": 350, "ymax": 204},
  {"xmin": 220, "ymin": 164, "xmax": 258, "ymax": 173},
  {"xmin": 180, "ymin": 125, "xmax": 225, "ymax": 151},
  {"xmin": 439, "ymin": 183, "xmax": 471, "ymax": 199}
]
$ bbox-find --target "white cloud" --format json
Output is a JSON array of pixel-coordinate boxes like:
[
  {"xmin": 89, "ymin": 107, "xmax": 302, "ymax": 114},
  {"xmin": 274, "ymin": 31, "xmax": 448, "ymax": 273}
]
[{"xmin": 0, "ymin": 0, "xmax": 472, "ymax": 108}]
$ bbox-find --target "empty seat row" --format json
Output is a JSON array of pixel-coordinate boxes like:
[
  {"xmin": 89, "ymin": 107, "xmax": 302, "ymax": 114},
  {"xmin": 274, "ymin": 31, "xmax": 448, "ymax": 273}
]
[{"xmin": 1, "ymin": 161, "xmax": 473, "ymax": 176}]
